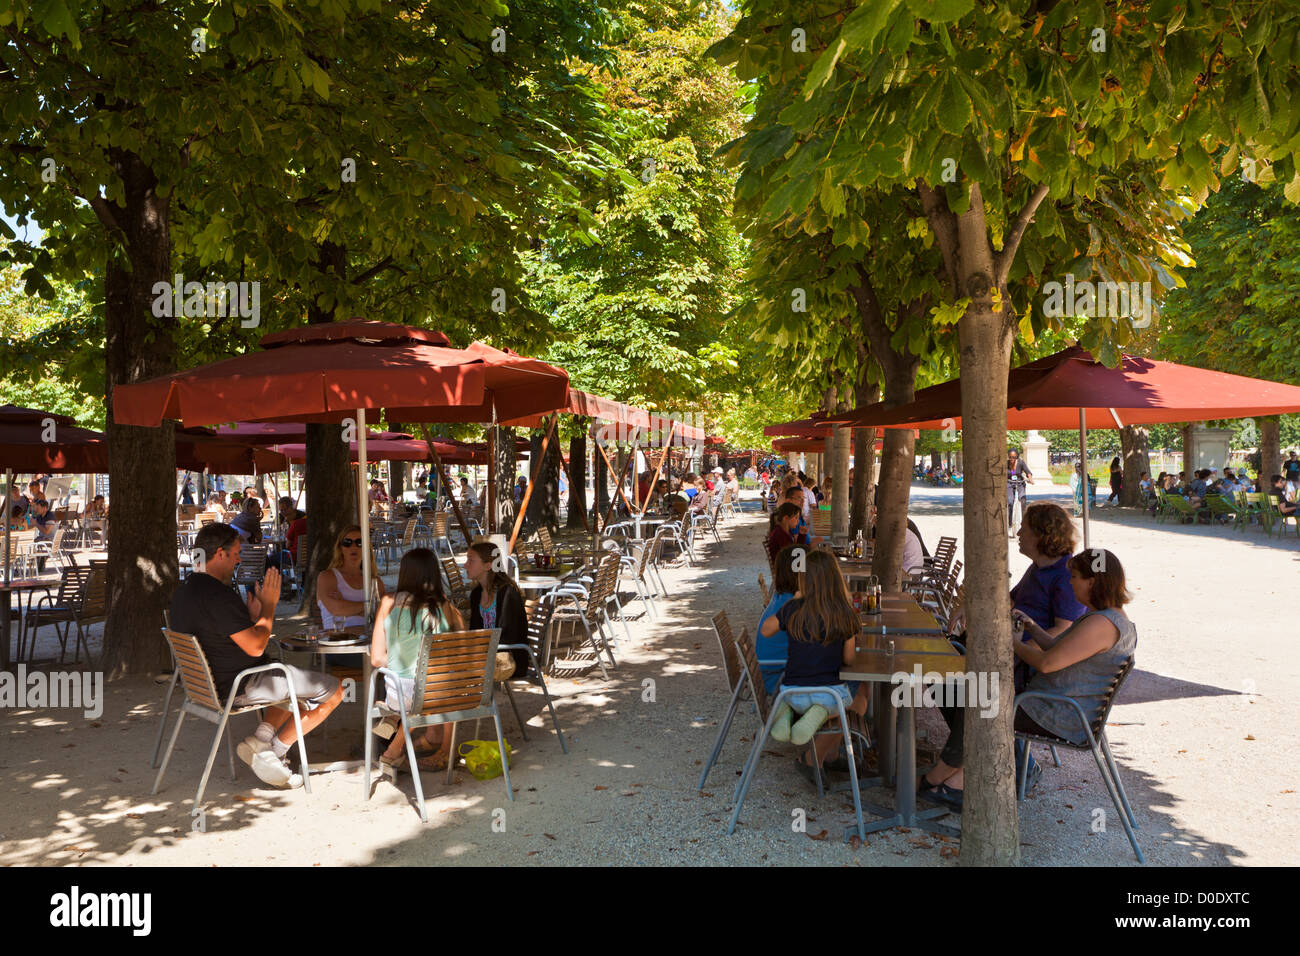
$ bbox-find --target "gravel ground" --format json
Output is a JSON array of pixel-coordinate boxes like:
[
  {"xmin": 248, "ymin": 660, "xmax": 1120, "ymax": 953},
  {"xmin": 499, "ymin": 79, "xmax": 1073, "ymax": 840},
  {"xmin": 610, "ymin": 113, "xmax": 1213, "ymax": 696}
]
[{"xmin": 1, "ymin": 484, "xmax": 1295, "ymax": 866}]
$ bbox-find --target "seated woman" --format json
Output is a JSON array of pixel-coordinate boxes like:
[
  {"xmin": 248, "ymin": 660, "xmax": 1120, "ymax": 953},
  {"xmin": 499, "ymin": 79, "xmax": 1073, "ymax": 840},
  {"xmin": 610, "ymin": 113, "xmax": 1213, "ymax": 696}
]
[
  {"xmin": 923, "ymin": 548, "xmax": 1136, "ymax": 811},
  {"xmin": 948, "ymin": 501, "xmax": 1086, "ymax": 684},
  {"xmin": 370, "ymin": 548, "xmax": 465, "ymax": 772},
  {"xmin": 756, "ymin": 545, "xmax": 800, "ymax": 696},
  {"xmin": 689, "ymin": 477, "xmax": 710, "ymax": 514},
  {"xmin": 464, "ymin": 540, "xmax": 529, "ymax": 679},
  {"xmin": 766, "ymin": 502, "xmax": 807, "ymax": 556},
  {"xmin": 682, "ymin": 473, "xmax": 699, "ymax": 500},
  {"xmin": 317, "ymin": 525, "xmax": 386, "ymax": 629},
  {"xmin": 760, "ymin": 550, "xmax": 868, "ymax": 781}
]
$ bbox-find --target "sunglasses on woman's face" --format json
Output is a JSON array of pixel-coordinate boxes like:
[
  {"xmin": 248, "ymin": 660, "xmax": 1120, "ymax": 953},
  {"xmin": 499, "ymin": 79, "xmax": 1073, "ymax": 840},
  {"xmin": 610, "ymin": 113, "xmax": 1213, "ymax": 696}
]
[{"xmin": 340, "ymin": 537, "xmax": 363, "ymax": 548}]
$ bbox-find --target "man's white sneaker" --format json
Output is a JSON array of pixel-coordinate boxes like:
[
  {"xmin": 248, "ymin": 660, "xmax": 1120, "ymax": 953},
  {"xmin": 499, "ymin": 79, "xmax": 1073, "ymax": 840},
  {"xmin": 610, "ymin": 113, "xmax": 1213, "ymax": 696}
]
[
  {"xmin": 237, "ymin": 735, "xmax": 272, "ymax": 767},
  {"xmin": 251, "ymin": 749, "xmax": 298, "ymax": 788}
]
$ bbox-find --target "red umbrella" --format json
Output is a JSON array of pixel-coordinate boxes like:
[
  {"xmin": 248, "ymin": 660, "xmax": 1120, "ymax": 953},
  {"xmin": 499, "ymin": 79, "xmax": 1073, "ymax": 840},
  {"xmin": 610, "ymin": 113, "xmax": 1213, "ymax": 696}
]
[
  {"xmin": 112, "ymin": 321, "xmax": 567, "ymax": 428},
  {"xmin": 764, "ymin": 417, "xmax": 834, "ymax": 438},
  {"xmin": 773, "ymin": 436, "xmax": 885, "ymax": 454},
  {"xmin": 0, "ymin": 420, "xmax": 109, "ymax": 472},
  {"xmin": 828, "ymin": 346, "xmax": 1300, "ymax": 430},
  {"xmin": 826, "ymin": 345, "xmax": 1300, "ymax": 544},
  {"xmin": 274, "ymin": 438, "xmax": 431, "ymax": 464}
]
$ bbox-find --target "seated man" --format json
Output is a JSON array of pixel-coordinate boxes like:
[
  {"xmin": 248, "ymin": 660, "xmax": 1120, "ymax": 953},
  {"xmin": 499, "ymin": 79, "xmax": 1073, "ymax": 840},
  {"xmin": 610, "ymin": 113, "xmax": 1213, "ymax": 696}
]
[
  {"xmin": 170, "ymin": 523, "xmax": 343, "ymax": 788},
  {"xmin": 30, "ymin": 498, "xmax": 57, "ymax": 542},
  {"xmin": 1269, "ymin": 475, "xmax": 1299, "ymax": 517}
]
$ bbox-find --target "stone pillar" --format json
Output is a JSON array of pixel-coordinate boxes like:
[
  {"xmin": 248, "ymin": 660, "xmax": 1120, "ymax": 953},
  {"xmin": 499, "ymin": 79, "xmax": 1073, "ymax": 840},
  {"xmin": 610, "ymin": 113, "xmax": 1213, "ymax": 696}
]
[
  {"xmin": 1023, "ymin": 429, "xmax": 1051, "ymax": 485},
  {"xmin": 1185, "ymin": 424, "xmax": 1233, "ymax": 473}
]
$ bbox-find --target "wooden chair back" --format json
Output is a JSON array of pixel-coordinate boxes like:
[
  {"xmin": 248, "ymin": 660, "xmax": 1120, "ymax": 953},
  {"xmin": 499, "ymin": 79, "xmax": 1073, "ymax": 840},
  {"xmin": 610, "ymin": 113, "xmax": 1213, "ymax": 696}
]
[
  {"xmin": 710, "ymin": 611, "xmax": 743, "ymax": 692},
  {"xmin": 733, "ymin": 625, "xmax": 769, "ymax": 722},
  {"xmin": 433, "ymin": 511, "xmax": 449, "ymax": 537},
  {"xmin": 57, "ymin": 566, "xmax": 93, "ymax": 608},
  {"xmin": 758, "ymin": 573, "xmax": 772, "ymax": 605},
  {"xmin": 411, "ymin": 628, "xmax": 500, "ymax": 717},
  {"xmin": 439, "ymin": 554, "xmax": 470, "ymax": 614},
  {"xmin": 537, "ymin": 525, "xmax": 554, "ymax": 555},
  {"xmin": 161, "ymin": 628, "xmax": 223, "ymax": 712},
  {"xmin": 80, "ymin": 564, "xmax": 109, "ymax": 621},
  {"xmin": 523, "ymin": 598, "xmax": 556, "ymax": 678}
]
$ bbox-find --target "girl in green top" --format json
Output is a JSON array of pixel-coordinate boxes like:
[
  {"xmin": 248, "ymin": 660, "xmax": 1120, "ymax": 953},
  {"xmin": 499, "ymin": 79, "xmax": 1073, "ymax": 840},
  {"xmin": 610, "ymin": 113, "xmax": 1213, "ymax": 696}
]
[{"xmin": 370, "ymin": 548, "xmax": 464, "ymax": 772}]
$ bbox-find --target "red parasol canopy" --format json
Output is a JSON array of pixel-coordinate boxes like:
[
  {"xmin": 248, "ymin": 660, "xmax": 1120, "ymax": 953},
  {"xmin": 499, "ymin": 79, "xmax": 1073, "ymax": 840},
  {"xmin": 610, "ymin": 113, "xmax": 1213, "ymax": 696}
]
[
  {"xmin": 0, "ymin": 420, "xmax": 109, "ymax": 472},
  {"xmin": 764, "ymin": 417, "xmax": 834, "ymax": 438},
  {"xmin": 772, "ymin": 436, "xmax": 885, "ymax": 454},
  {"xmin": 112, "ymin": 321, "xmax": 568, "ymax": 428},
  {"xmin": 274, "ymin": 438, "xmax": 430, "ymax": 465},
  {"xmin": 827, "ymin": 346, "xmax": 1300, "ymax": 430}
]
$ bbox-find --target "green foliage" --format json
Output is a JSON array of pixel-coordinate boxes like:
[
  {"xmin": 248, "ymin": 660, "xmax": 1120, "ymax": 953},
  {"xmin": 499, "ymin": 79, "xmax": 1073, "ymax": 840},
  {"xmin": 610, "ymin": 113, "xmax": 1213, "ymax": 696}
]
[{"xmin": 526, "ymin": 1, "xmax": 747, "ymax": 409}]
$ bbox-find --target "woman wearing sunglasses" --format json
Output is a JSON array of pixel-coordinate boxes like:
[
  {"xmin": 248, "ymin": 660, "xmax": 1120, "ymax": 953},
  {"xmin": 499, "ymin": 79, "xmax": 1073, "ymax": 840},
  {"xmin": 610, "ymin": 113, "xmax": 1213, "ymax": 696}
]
[{"xmin": 317, "ymin": 525, "xmax": 385, "ymax": 629}]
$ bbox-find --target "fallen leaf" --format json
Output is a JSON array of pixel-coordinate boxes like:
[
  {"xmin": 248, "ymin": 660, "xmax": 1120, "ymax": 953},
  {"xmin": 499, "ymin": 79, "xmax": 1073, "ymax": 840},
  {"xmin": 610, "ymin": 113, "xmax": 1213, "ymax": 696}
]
[
  {"xmin": 126, "ymin": 813, "xmax": 143, "ymax": 819},
  {"xmin": 808, "ymin": 829, "xmax": 829, "ymax": 841},
  {"xmin": 940, "ymin": 846, "xmax": 958, "ymax": 859},
  {"xmin": 62, "ymin": 743, "xmax": 75, "ymax": 748},
  {"xmin": 117, "ymin": 768, "xmax": 129, "ymax": 774},
  {"xmin": 593, "ymin": 785, "xmax": 608, "ymax": 791},
  {"xmin": 544, "ymin": 833, "xmax": 557, "ymax": 841},
  {"xmin": 527, "ymin": 851, "xmax": 540, "ymax": 856},
  {"xmin": 699, "ymin": 791, "xmax": 714, "ymax": 798},
  {"xmin": 91, "ymin": 721, "xmax": 102, "ymax": 728},
  {"xmin": 621, "ymin": 791, "xmax": 638, "ymax": 797},
  {"xmin": 234, "ymin": 795, "xmax": 257, "ymax": 803},
  {"xmin": 1244, "ymin": 734, "xmax": 1256, "ymax": 741}
]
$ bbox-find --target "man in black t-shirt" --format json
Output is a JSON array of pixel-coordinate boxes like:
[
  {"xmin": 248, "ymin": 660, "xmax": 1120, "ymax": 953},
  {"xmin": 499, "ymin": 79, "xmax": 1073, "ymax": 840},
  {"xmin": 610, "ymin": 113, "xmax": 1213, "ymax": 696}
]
[{"xmin": 170, "ymin": 523, "xmax": 343, "ymax": 789}]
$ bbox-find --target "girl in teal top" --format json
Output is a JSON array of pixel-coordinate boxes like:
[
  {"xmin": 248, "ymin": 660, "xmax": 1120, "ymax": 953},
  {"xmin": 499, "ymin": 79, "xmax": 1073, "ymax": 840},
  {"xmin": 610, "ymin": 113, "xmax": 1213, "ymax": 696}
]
[{"xmin": 370, "ymin": 548, "xmax": 464, "ymax": 772}]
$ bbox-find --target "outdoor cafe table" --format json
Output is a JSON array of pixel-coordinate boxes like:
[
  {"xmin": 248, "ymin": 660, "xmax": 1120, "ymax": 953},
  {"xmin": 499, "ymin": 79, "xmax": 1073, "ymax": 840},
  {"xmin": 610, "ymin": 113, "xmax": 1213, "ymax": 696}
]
[
  {"xmin": 1, "ymin": 578, "xmax": 58, "ymax": 669},
  {"xmin": 862, "ymin": 633, "xmax": 958, "ymax": 655},
  {"xmin": 840, "ymin": 647, "xmax": 968, "ymax": 841},
  {"xmin": 273, "ymin": 624, "xmax": 373, "ymax": 774}
]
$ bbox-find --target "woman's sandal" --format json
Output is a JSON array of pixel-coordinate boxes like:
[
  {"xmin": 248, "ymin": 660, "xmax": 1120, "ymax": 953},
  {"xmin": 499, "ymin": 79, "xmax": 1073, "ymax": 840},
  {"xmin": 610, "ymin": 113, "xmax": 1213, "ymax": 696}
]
[
  {"xmin": 416, "ymin": 751, "xmax": 449, "ymax": 772},
  {"xmin": 380, "ymin": 752, "xmax": 409, "ymax": 775}
]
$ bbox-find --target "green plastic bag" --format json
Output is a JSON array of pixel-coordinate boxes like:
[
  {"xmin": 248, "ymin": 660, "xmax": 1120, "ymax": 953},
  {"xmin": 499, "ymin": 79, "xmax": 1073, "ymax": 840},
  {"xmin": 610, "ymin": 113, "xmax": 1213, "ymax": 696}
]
[{"xmin": 458, "ymin": 739, "xmax": 514, "ymax": 780}]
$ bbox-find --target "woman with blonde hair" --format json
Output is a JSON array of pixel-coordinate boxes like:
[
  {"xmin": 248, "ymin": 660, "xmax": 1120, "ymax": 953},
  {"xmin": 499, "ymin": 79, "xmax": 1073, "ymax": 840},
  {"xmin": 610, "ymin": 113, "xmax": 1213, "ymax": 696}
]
[{"xmin": 317, "ymin": 524, "xmax": 386, "ymax": 629}]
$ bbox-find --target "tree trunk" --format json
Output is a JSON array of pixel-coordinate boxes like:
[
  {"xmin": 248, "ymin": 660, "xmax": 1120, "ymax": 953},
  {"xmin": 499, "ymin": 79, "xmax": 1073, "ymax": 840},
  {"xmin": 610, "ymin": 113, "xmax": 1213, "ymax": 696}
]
[
  {"xmin": 492, "ymin": 425, "xmax": 516, "ymax": 534},
  {"xmin": 388, "ymin": 423, "xmax": 407, "ymax": 502},
  {"xmin": 567, "ymin": 430, "xmax": 587, "ymax": 528},
  {"xmin": 872, "ymin": 365, "xmax": 918, "ymax": 590},
  {"xmin": 101, "ymin": 151, "xmax": 178, "ymax": 678},
  {"xmin": 526, "ymin": 432, "xmax": 545, "ymax": 533},
  {"xmin": 543, "ymin": 432, "xmax": 561, "ymax": 532},
  {"xmin": 594, "ymin": 432, "xmax": 609, "ymax": 520},
  {"xmin": 1120, "ymin": 425, "xmax": 1149, "ymax": 507},
  {"xmin": 1260, "ymin": 416, "xmax": 1281, "ymax": 487},
  {"xmin": 952, "ymin": 185, "xmax": 1019, "ymax": 865},
  {"xmin": 296, "ymin": 246, "xmax": 351, "ymax": 617},
  {"xmin": 851, "ymin": 382, "xmax": 881, "ymax": 537}
]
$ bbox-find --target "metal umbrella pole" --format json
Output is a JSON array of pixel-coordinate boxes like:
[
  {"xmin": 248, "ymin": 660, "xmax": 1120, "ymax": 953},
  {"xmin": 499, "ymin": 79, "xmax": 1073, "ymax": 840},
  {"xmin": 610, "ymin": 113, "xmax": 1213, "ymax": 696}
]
[
  {"xmin": 358, "ymin": 408, "xmax": 372, "ymax": 621},
  {"xmin": 1079, "ymin": 408, "xmax": 1091, "ymax": 549}
]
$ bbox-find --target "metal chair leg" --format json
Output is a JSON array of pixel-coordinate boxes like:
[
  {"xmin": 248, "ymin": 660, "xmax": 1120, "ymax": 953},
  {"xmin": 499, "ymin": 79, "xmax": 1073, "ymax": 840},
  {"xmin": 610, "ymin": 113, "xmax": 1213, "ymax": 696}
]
[
  {"xmin": 226, "ymin": 725, "xmax": 238, "ymax": 780},
  {"xmin": 503, "ymin": 681, "xmax": 529, "ymax": 741},
  {"xmin": 726, "ymin": 691, "xmax": 786, "ymax": 833},
  {"xmin": 698, "ymin": 676, "xmax": 746, "ymax": 790},
  {"xmin": 1049, "ymin": 744, "xmax": 1061, "ymax": 767},
  {"xmin": 152, "ymin": 708, "xmax": 187, "ymax": 795},
  {"xmin": 445, "ymin": 720, "xmax": 457, "ymax": 786},
  {"xmin": 1099, "ymin": 734, "xmax": 1139, "ymax": 829},
  {"xmin": 194, "ymin": 710, "xmax": 232, "ymax": 810},
  {"xmin": 493, "ymin": 708, "xmax": 515, "ymax": 801},
  {"xmin": 401, "ymin": 711, "xmax": 427, "ymax": 823},
  {"xmin": 1088, "ymin": 734, "xmax": 1144, "ymax": 863}
]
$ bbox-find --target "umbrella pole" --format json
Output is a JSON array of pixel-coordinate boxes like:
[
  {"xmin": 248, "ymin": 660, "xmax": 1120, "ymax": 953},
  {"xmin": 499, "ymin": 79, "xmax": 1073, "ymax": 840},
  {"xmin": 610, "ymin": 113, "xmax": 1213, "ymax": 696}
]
[
  {"xmin": 4, "ymin": 468, "xmax": 10, "ymax": 586},
  {"xmin": 358, "ymin": 408, "xmax": 371, "ymax": 621},
  {"xmin": 1079, "ymin": 408, "xmax": 1091, "ymax": 549}
]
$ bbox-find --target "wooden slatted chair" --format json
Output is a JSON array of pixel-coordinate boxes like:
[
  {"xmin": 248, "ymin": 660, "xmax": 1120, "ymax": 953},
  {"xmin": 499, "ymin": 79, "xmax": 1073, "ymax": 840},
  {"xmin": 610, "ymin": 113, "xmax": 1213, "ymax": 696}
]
[
  {"xmin": 710, "ymin": 611, "xmax": 744, "ymax": 696},
  {"xmin": 545, "ymin": 554, "xmax": 619, "ymax": 679},
  {"xmin": 439, "ymin": 554, "xmax": 471, "ymax": 618},
  {"xmin": 811, "ymin": 508, "xmax": 832, "ymax": 538},
  {"xmin": 66, "ymin": 562, "xmax": 107, "ymax": 665},
  {"xmin": 432, "ymin": 511, "xmax": 455, "ymax": 558},
  {"xmin": 1014, "ymin": 656, "xmax": 1143, "ymax": 863},
  {"xmin": 233, "ymin": 543, "xmax": 268, "ymax": 592},
  {"xmin": 758, "ymin": 573, "xmax": 772, "ymax": 606},
  {"xmin": 698, "ymin": 618, "xmax": 766, "ymax": 791},
  {"xmin": 363, "ymin": 627, "xmax": 512, "ymax": 822},
  {"xmin": 20, "ymin": 566, "xmax": 92, "ymax": 665},
  {"xmin": 496, "ymin": 599, "xmax": 568, "ymax": 752},
  {"xmin": 153, "ymin": 629, "xmax": 312, "ymax": 808}
]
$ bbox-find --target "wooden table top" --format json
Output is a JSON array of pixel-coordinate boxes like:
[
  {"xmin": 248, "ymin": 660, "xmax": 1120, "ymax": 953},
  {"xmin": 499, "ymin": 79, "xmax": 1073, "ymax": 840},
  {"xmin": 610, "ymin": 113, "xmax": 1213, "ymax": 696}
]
[
  {"xmin": 860, "ymin": 634, "xmax": 957, "ymax": 656},
  {"xmin": 858, "ymin": 605, "xmax": 944, "ymax": 634},
  {"xmin": 841, "ymin": 648, "xmax": 966, "ymax": 682}
]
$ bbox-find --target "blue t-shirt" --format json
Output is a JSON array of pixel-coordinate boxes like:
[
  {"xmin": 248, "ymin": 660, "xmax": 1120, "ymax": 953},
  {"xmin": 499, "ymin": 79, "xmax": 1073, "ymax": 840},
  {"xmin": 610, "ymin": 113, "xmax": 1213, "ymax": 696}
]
[
  {"xmin": 775, "ymin": 598, "xmax": 848, "ymax": 688},
  {"xmin": 1010, "ymin": 555, "xmax": 1087, "ymax": 632},
  {"xmin": 757, "ymin": 592, "xmax": 795, "ymax": 696},
  {"xmin": 684, "ymin": 487, "xmax": 698, "ymax": 500}
]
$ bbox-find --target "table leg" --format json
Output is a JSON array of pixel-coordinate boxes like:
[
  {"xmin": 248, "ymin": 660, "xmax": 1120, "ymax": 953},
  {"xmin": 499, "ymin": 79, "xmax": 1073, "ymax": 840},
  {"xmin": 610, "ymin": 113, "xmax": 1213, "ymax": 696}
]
[
  {"xmin": 1, "ymin": 589, "xmax": 11, "ymax": 670},
  {"xmin": 872, "ymin": 682, "xmax": 896, "ymax": 784}
]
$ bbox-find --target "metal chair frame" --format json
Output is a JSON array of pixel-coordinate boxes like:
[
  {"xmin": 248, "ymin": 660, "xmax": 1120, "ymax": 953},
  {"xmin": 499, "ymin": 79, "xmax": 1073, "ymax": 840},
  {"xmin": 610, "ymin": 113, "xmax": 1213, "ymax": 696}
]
[
  {"xmin": 152, "ymin": 628, "xmax": 312, "ymax": 809},
  {"xmin": 1013, "ymin": 656, "xmax": 1142, "ymax": 863},
  {"xmin": 363, "ymin": 627, "xmax": 512, "ymax": 823}
]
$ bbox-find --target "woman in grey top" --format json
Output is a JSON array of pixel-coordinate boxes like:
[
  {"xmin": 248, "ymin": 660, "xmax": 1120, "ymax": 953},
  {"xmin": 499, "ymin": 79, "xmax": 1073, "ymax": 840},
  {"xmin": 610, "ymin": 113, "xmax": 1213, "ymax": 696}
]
[
  {"xmin": 920, "ymin": 548, "xmax": 1136, "ymax": 812},
  {"xmin": 1011, "ymin": 548, "xmax": 1137, "ymax": 745}
]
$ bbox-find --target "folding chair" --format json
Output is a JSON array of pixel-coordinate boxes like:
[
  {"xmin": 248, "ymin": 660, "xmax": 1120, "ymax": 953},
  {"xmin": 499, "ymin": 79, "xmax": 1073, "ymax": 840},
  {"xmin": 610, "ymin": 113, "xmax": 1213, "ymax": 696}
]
[
  {"xmin": 363, "ymin": 628, "xmax": 513, "ymax": 823},
  {"xmin": 152, "ymin": 629, "xmax": 312, "ymax": 808},
  {"xmin": 497, "ymin": 600, "xmax": 568, "ymax": 752},
  {"xmin": 439, "ymin": 554, "xmax": 471, "ymax": 618},
  {"xmin": 1014, "ymin": 656, "xmax": 1143, "ymax": 863},
  {"xmin": 725, "ymin": 657, "xmax": 866, "ymax": 839}
]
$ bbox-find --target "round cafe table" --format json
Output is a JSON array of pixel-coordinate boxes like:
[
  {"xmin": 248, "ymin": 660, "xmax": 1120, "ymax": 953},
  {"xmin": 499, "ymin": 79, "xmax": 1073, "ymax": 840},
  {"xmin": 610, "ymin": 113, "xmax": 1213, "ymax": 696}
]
[{"xmin": 273, "ymin": 624, "xmax": 372, "ymax": 773}]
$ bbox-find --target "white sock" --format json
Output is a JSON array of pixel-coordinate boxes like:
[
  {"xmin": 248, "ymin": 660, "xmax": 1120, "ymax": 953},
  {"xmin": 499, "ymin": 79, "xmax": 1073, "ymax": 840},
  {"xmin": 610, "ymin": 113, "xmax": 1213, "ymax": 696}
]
[
  {"xmin": 254, "ymin": 721, "xmax": 276, "ymax": 743},
  {"xmin": 271, "ymin": 736, "xmax": 290, "ymax": 759}
]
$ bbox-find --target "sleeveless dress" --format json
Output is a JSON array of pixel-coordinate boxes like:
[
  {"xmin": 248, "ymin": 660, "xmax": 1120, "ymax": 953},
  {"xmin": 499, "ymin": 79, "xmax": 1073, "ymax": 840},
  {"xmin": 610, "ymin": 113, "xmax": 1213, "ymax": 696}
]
[
  {"xmin": 319, "ymin": 567, "xmax": 367, "ymax": 629},
  {"xmin": 1020, "ymin": 608, "xmax": 1137, "ymax": 745}
]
